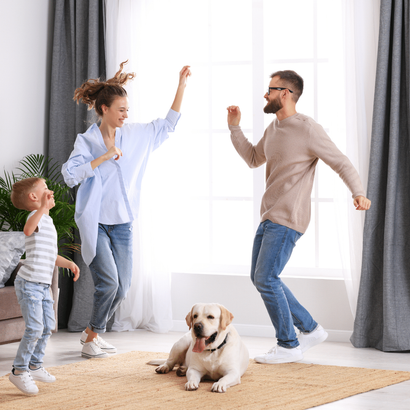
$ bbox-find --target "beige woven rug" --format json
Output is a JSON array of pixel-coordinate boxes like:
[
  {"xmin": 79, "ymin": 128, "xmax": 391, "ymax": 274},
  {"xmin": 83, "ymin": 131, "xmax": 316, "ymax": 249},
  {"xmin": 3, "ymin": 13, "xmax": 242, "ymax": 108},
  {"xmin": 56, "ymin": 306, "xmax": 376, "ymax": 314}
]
[{"xmin": 1, "ymin": 351, "xmax": 410, "ymax": 410}]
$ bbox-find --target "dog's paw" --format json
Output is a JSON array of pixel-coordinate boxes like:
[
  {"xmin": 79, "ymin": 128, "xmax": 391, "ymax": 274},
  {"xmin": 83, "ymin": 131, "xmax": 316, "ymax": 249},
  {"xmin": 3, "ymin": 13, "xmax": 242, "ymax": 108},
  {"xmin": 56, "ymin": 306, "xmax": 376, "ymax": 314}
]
[
  {"xmin": 176, "ymin": 366, "xmax": 187, "ymax": 377},
  {"xmin": 211, "ymin": 382, "xmax": 227, "ymax": 393},
  {"xmin": 155, "ymin": 364, "xmax": 170, "ymax": 374},
  {"xmin": 185, "ymin": 381, "xmax": 199, "ymax": 391}
]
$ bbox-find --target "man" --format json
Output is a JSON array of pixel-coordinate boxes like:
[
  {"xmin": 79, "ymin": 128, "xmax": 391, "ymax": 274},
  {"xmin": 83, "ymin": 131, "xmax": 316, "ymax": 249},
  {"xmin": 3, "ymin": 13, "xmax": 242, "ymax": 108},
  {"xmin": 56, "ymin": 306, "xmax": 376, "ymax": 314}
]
[{"xmin": 227, "ymin": 70, "xmax": 371, "ymax": 364}]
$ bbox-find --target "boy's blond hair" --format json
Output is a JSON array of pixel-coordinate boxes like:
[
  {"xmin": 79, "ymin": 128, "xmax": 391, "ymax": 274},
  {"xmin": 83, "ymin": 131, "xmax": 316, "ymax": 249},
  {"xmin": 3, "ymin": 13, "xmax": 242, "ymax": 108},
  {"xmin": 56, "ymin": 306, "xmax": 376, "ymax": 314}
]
[{"xmin": 11, "ymin": 177, "xmax": 45, "ymax": 211}]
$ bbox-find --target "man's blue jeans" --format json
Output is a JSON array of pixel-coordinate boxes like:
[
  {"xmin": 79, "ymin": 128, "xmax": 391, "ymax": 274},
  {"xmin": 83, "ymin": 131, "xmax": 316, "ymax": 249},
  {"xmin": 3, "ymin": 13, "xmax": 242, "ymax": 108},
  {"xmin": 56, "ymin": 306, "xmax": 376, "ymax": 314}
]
[
  {"xmin": 13, "ymin": 276, "xmax": 55, "ymax": 371},
  {"xmin": 88, "ymin": 222, "xmax": 133, "ymax": 333},
  {"xmin": 251, "ymin": 220, "xmax": 317, "ymax": 348}
]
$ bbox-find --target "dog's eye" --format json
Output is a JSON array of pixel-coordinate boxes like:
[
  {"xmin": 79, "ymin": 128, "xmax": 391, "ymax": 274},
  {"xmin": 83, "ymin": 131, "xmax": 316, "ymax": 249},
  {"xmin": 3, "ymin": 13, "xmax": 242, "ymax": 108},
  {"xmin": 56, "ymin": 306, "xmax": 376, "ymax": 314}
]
[
  {"xmin": 207, "ymin": 315, "xmax": 214, "ymax": 320},
  {"xmin": 193, "ymin": 314, "xmax": 198, "ymax": 319}
]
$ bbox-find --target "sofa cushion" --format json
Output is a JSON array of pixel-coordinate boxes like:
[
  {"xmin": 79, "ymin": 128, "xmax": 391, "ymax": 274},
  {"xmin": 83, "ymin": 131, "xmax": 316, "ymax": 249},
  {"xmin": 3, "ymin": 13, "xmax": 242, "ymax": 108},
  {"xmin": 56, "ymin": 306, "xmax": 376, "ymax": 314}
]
[
  {"xmin": 0, "ymin": 232, "xmax": 25, "ymax": 288},
  {"xmin": 0, "ymin": 317, "xmax": 25, "ymax": 345},
  {"xmin": 0, "ymin": 286, "xmax": 22, "ymax": 320}
]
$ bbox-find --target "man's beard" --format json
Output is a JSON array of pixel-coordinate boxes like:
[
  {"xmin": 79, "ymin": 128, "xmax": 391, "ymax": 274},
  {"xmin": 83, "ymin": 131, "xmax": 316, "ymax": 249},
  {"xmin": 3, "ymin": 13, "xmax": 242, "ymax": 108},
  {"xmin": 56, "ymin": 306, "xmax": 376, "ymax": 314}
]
[{"xmin": 263, "ymin": 97, "xmax": 282, "ymax": 114}]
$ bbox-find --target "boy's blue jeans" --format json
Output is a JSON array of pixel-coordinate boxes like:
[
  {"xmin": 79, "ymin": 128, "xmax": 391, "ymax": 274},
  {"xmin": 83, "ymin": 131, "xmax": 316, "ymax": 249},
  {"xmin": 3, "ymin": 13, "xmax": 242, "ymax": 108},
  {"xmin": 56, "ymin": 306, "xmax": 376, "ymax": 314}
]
[
  {"xmin": 251, "ymin": 220, "xmax": 317, "ymax": 348},
  {"xmin": 88, "ymin": 222, "xmax": 133, "ymax": 333},
  {"xmin": 13, "ymin": 276, "xmax": 55, "ymax": 371}
]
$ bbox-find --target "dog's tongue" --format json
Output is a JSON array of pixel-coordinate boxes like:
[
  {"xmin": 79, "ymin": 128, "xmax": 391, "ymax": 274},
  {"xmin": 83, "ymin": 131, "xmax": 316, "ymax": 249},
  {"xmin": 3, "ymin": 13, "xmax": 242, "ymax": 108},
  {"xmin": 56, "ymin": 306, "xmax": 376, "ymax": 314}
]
[{"xmin": 193, "ymin": 337, "xmax": 207, "ymax": 353}]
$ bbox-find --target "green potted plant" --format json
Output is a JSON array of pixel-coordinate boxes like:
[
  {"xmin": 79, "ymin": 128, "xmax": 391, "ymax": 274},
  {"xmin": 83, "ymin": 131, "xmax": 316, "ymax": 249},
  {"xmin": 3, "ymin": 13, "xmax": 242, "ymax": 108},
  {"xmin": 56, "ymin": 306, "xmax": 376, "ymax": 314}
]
[{"xmin": 0, "ymin": 154, "xmax": 80, "ymax": 270}]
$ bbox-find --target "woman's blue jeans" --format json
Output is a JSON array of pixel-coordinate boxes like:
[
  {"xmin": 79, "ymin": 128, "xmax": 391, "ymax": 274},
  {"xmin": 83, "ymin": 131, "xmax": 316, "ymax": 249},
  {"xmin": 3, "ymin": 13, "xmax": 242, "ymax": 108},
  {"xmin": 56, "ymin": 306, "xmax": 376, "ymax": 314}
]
[
  {"xmin": 88, "ymin": 222, "xmax": 133, "ymax": 333},
  {"xmin": 13, "ymin": 276, "xmax": 55, "ymax": 371},
  {"xmin": 251, "ymin": 220, "xmax": 317, "ymax": 348}
]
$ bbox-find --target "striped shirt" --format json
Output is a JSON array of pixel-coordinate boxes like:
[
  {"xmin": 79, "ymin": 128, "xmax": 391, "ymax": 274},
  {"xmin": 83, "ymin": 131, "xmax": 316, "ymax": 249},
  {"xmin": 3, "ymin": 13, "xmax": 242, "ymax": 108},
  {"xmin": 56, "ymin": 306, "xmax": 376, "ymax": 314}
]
[{"xmin": 18, "ymin": 211, "xmax": 58, "ymax": 285}]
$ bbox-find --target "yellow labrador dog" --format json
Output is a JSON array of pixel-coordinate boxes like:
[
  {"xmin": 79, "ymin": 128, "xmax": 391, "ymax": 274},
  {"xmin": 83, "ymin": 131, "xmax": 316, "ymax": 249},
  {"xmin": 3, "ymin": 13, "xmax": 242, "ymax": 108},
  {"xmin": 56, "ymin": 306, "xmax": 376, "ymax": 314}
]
[{"xmin": 152, "ymin": 303, "xmax": 249, "ymax": 393}]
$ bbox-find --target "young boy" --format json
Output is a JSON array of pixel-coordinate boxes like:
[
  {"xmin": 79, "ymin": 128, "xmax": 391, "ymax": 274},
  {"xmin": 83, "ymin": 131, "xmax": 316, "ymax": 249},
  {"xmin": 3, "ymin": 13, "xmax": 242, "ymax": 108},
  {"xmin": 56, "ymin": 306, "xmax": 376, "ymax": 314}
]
[{"xmin": 9, "ymin": 177, "xmax": 80, "ymax": 395}]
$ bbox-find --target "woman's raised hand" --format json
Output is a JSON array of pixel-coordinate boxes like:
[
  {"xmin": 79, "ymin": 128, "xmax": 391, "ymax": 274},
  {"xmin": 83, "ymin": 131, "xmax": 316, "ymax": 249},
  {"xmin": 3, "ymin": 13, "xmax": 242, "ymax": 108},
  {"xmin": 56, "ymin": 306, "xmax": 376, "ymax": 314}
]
[
  {"xmin": 178, "ymin": 66, "xmax": 191, "ymax": 88},
  {"xmin": 171, "ymin": 66, "xmax": 191, "ymax": 112}
]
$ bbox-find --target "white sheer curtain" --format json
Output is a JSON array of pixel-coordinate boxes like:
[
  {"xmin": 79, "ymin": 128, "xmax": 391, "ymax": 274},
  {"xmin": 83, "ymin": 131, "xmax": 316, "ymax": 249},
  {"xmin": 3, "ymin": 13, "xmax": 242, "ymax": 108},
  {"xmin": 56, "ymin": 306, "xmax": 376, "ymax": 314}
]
[
  {"xmin": 105, "ymin": 0, "xmax": 173, "ymax": 333},
  {"xmin": 104, "ymin": 0, "xmax": 381, "ymax": 325},
  {"xmin": 335, "ymin": 0, "xmax": 380, "ymax": 315}
]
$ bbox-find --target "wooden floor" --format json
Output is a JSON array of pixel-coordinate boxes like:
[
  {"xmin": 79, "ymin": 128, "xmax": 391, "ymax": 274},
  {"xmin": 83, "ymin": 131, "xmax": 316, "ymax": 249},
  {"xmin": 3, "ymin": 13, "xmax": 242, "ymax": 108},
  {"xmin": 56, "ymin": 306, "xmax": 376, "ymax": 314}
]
[{"xmin": 1, "ymin": 329, "xmax": 409, "ymax": 409}]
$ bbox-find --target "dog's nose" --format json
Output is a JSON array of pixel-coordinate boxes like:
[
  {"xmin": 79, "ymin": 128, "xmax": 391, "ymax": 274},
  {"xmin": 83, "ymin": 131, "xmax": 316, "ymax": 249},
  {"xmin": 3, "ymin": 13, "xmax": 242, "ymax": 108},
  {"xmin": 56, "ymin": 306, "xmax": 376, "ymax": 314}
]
[{"xmin": 194, "ymin": 323, "xmax": 203, "ymax": 332}]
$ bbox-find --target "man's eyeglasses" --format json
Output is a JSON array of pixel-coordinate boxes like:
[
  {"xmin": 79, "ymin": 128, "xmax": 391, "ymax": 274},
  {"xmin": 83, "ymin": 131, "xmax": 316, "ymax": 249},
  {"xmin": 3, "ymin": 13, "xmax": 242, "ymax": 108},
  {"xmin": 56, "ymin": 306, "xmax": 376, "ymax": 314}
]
[{"xmin": 267, "ymin": 87, "xmax": 294, "ymax": 95}]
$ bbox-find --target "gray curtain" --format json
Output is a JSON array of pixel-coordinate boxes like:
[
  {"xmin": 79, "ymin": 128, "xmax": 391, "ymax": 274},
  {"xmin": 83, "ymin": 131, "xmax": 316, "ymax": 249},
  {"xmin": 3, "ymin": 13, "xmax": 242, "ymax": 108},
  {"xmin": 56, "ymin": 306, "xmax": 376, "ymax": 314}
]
[
  {"xmin": 351, "ymin": 0, "xmax": 410, "ymax": 352},
  {"xmin": 48, "ymin": 0, "xmax": 106, "ymax": 331}
]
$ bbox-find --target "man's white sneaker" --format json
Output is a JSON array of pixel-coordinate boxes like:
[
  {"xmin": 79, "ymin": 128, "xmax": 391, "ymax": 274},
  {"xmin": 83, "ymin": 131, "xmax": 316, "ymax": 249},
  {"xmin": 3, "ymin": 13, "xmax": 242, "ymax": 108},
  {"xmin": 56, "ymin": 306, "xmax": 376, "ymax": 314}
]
[
  {"xmin": 9, "ymin": 369, "xmax": 39, "ymax": 395},
  {"xmin": 80, "ymin": 331, "xmax": 117, "ymax": 353},
  {"xmin": 254, "ymin": 345, "xmax": 303, "ymax": 364},
  {"xmin": 81, "ymin": 339, "xmax": 109, "ymax": 359},
  {"xmin": 298, "ymin": 324, "xmax": 328, "ymax": 353},
  {"xmin": 29, "ymin": 367, "xmax": 56, "ymax": 383}
]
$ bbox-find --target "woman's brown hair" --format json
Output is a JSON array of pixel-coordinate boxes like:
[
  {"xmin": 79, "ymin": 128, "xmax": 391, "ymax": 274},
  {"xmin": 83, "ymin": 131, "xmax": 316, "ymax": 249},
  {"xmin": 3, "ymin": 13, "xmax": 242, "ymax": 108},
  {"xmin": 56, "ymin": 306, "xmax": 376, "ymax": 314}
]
[{"xmin": 73, "ymin": 60, "xmax": 135, "ymax": 117}]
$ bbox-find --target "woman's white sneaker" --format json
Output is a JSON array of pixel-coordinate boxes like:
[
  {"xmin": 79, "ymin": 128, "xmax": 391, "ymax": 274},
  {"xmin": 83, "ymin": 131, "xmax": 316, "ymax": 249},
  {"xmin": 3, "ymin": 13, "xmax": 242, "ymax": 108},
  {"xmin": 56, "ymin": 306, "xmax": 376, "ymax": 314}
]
[
  {"xmin": 94, "ymin": 335, "xmax": 117, "ymax": 353},
  {"xmin": 254, "ymin": 345, "xmax": 303, "ymax": 364},
  {"xmin": 9, "ymin": 369, "xmax": 39, "ymax": 395},
  {"xmin": 29, "ymin": 367, "xmax": 56, "ymax": 383},
  {"xmin": 80, "ymin": 331, "xmax": 117, "ymax": 353},
  {"xmin": 298, "ymin": 324, "xmax": 328, "ymax": 353},
  {"xmin": 81, "ymin": 339, "xmax": 109, "ymax": 359},
  {"xmin": 80, "ymin": 330, "xmax": 88, "ymax": 345}
]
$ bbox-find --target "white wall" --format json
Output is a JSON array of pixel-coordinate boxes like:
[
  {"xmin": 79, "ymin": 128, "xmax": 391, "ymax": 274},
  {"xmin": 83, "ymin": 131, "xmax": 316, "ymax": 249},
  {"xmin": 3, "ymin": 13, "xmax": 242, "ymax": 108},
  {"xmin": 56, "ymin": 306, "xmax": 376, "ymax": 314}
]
[{"xmin": 0, "ymin": 0, "xmax": 53, "ymax": 174}]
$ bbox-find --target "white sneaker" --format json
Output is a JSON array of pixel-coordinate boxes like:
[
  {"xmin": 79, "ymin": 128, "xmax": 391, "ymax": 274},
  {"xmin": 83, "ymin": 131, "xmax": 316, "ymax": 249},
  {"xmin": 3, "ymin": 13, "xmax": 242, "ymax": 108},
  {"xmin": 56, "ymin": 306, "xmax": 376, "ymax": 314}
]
[
  {"xmin": 298, "ymin": 324, "xmax": 328, "ymax": 353},
  {"xmin": 254, "ymin": 345, "xmax": 303, "ymax": 364},
  {"xmin": 81, "ymin": 339, "xmax": 109, "ymax": 359},
  {"xmin": 94, "ymin": 335, "xmax": 117, "ymax": 353},
  {"xmin": 80, "ymin": 331, "xmax": 117, "ymax": 353},
  {"xmin": 80, "ymin": 330, "xmax": 88, "ymax": 345},
  {"xmin": 9, "ymin": 369, "xmax": 39, "ymax": 395},
  {"xmin": 29, "ymin": 367, "xmax": 56, "ymax": 383}
]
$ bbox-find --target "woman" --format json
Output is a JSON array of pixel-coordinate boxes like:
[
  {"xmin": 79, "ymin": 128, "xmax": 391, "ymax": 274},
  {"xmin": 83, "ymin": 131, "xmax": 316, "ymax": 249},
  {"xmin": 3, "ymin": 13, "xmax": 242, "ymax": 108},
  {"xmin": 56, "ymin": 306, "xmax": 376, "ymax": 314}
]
[{"xmin": 62, "ymin": 62, "xmax": 191, "ymax": 358}]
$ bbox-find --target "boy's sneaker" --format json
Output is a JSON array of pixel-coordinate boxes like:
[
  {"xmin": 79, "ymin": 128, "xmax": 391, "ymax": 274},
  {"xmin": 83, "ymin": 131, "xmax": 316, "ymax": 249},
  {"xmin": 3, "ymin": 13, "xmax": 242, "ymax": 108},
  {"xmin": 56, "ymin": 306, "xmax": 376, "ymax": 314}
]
[
  {"xmin": 29, "ymin": 366, "xmax": 56, "ymax": 383},
  {"xmin": 9, "ymin": 369, "xmax": 39, "ymax": 395},
  {"xmin": 254, "ymin": 345, "xmax": 303, "ymax": 364},
  {"xmin": 80, "ymin": 331, "xmax": 117, "ymax": 353},
  {"xmin": 298, "ymin": 324, "xmax": 328, "ymax": 353},
  {"xmin": 81, "ymin": 339, "xmax": 109, "ymax": 359}
]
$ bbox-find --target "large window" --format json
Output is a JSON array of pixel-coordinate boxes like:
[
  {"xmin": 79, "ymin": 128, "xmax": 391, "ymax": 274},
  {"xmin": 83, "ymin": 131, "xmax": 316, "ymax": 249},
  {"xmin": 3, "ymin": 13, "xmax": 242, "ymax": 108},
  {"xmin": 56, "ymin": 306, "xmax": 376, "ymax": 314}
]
[{"xmin": 131, "ymin": 0, "xmax": 347, "ymax": 278}]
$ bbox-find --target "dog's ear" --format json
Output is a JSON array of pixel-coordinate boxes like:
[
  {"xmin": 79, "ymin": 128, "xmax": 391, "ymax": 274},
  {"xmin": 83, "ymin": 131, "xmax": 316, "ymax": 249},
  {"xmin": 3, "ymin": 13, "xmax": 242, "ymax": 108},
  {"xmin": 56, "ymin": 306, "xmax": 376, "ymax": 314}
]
[
  {"xmin": 219, "ymin": 304, "xmax": 234, "ymax": 330},
  {"xmin": 185, "ymin": 307, "xmax": 194, "ymax": 330}
]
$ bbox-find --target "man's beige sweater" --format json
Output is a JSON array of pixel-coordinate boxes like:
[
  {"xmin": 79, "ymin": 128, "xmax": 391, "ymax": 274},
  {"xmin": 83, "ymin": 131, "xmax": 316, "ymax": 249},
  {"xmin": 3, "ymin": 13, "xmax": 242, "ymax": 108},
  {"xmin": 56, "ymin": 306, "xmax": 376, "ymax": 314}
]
[{"xmin": 229, "ymin": 113, "xmax": 365, "ymax": 234}]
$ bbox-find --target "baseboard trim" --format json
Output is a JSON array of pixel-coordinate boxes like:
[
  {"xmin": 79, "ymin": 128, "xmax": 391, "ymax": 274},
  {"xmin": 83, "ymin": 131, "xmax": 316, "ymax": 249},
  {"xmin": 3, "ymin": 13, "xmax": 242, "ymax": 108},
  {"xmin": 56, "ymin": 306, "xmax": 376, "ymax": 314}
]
[{"xmin": 172, "ymin": 320, "xmax": 352, "ymax": 343}]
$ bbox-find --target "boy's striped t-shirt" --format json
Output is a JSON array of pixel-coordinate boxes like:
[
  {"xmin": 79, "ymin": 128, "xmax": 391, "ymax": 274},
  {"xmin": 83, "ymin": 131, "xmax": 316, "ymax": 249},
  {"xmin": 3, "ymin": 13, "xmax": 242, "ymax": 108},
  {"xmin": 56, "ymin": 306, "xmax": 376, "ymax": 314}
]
[{"xmin": 18, "ymin": 211, "xmax": 58, "ymax": 285}]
